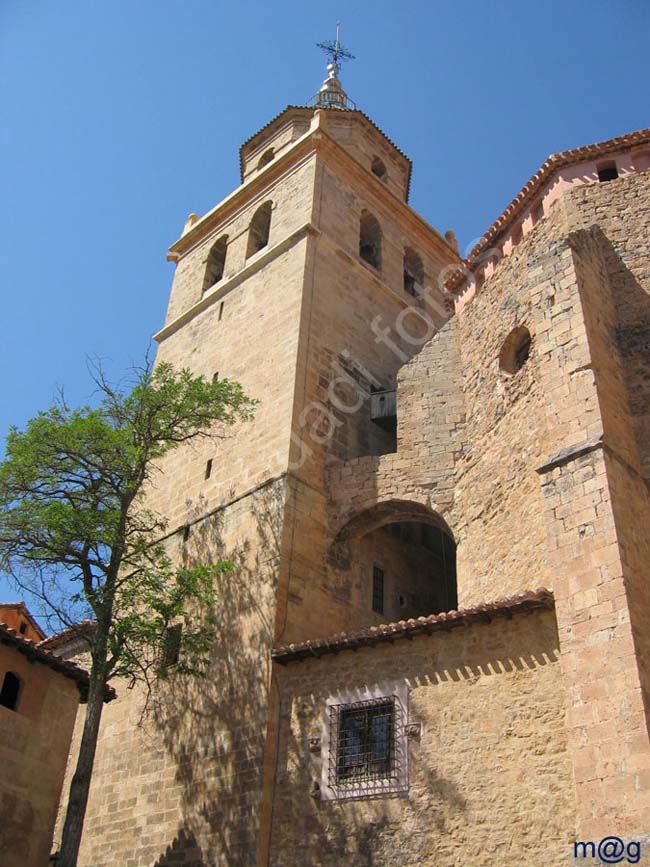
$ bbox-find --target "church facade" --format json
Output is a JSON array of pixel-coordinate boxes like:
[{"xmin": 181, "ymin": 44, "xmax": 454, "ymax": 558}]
[{"xmin": 54, "ymin": 60, "xmax": 650, "ymax": 866}]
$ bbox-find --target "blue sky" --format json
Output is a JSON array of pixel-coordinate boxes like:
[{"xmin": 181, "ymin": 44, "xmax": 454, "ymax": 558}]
[{"xmin": 1, "ymin": 0, "xmax": 648, "ymax": 611}]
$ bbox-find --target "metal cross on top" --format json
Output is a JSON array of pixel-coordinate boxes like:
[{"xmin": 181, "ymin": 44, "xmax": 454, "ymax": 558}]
[{"xmin": 317, "ymin": 22, "xmax": 355, "ymax": 69}]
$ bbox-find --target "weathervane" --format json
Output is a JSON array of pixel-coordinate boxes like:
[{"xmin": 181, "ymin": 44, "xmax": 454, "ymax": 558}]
[
  {"xmin": 317, "ymin": 22, "xmax": 355, "ymax": 69},
  {"xmin": 314, "ymin": 22, "xmax": 356, "ymax": 110}
]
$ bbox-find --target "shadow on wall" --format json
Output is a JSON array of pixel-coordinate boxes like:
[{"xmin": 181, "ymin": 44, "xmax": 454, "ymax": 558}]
[
  {"xmin": 591, "ymin": 226, "xmax": 650, "ymax": 478},
  {"xmin": 141, "ymin": 480, "xmax": 286, "ymax": 867},
  {"xmin": 269, "ymin": 610, "xmax": 564, "ymax": 867},
  {"xmin": 587, "ymin": 227, "xmax": 650, "ymax": 738},
  {"xmin": 153, "ymin": 828, "xmax": 204, "ymax": 867}
]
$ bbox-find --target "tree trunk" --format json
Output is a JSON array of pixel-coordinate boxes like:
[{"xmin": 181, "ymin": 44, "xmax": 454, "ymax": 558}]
[{"xmin": 57, "ymin": 668, "xmax": 107, "ymax": 867}]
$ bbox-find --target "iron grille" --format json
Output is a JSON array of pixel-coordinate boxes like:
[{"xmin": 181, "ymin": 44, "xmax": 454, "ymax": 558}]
[{"xmin": 327, "ymin": 696, "xmax": 407, "ymax": 799}]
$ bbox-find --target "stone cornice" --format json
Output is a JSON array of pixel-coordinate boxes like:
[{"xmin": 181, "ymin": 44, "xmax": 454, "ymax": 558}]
[
  {"xmin": 155, "ymin": 222, "xmax": 317, "ymax": 342},
  {"xmin": 167, "ymin": 144, "xmax": 318, "ymax": 261},
  {"xmin": 156, "ymin": 217, "xmax": 440, "ymax": 344},
  {"xmin": 536, "ymin": 435, "xmax": 605, "ymax": 474}
]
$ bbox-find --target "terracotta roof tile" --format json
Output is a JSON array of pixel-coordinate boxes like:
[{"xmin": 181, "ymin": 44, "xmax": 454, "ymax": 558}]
[
  {"xmin": 0, "ymin": 601, "xmax": 47, "ymax": 640},
  {"xmin": 38, "ymin": 620, "xmax": 96, "ymax": 651},
  {"xmin": 0, "ymin": 621, "xmax": 115, "ymax": 702},
  {"xmin": 272, "ymin": 587, "xmax": 554, "ymax": 665}
]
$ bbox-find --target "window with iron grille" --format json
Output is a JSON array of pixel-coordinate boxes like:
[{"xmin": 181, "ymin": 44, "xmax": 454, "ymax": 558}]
[
  {"xmin": 323, "ymin": 693, "xmax": 408, "ymax": 800},
  {"xmin": 336, "ymin": 699, "xmax": 393, "ymax": 781}
]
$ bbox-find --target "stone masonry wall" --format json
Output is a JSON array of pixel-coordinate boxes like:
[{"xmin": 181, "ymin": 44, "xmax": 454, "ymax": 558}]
[
  {"xmin": 444, "ymin": 173, "xmax": 650, "ymax": 834},
  {"xmin": 449, "ymin": 215, "xmax": 573, "ymax": 606},
  {"xmin": 563, "ymin": 170, "xmax": 650, "ymax": 476},
  {"xmin": 319, "ymin": 111, "xmax": 411, "ymax": 203},
  {"xmin": 326, "ymin": 315, "xmax": 463, "ymax": 534},
  {"xmin": 533, "ymin": 222, "xmax": 650, "ymax": 837},
  {"xmin": 57, "ymin": 479, "xmax": 289, "ymax": 867},
  {"xmin": 149, "ymin": 228, "xmax": 310, "ymax": 531},
  {"xmin": 164, "ymin": 158, "xmax": 317, "ymax": 326}
]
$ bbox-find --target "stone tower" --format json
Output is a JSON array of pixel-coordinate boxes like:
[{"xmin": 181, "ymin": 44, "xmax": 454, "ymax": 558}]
[
  {"xmin": 56, "ymin": 60, "xmax": 461, "ymax": 866},
  {"xmin": 53, "ymin": 52, "xmax": 650, "ymax": 866}
]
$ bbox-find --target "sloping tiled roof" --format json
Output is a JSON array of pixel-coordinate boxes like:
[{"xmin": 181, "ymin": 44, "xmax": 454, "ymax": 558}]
[
  {"xmin": 38, "ymin": 620, "xmax": 96, "ymax": 651},
  {"xmin": 272, "ymin": 587, "xmax": 554, "ymax": 664},
  {"xmin": 446, "ymin": 127, "xmax": 650, "ymax": 292},
  {"xmin": 0, "ymin": 622, "xmax": 115, "ymax": 702},
  {"xmin": 0, "ymin": 601, "xmax": 46, "ymax": 640}
]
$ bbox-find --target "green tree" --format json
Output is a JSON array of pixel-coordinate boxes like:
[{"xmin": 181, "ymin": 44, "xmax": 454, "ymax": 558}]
[{"xmin": 0, "ymin": 361, "xmax": 256, "ymax": 867}]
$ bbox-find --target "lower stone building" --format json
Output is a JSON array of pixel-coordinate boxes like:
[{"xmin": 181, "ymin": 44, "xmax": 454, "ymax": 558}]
[
  {"xmin": 0, "ymin": 616, "xmax": 114, "ymax": 867},
  {"xmin": 52, "ymin": 57, "xmax": 650, "ymax": 867},
  {"xmin": 269, "ymin": 591, "xmax": 572, "ymax": 867}
]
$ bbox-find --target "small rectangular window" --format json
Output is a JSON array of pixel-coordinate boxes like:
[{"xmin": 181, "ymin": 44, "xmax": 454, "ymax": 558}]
[
  {"xmin": 218, "ymin": 301, "xmax": 224, "ymax": 321},
  {"xmin": 0, "ymin": 671, "xmax": 22, "ymax": 711},
  {"xmin": 183, "ymin": 525, "xmax": 191, "ymax": 543},
  {"xmin": 372, "ymin": 566, "xmax": 384, "ymax": 614},
  {"xmin": 162, "ymin": 623, "xmax": 182, "ymax": 668},
  {"xmin": 597, "ymin": 162, "xmax": 618, "ymax": 182},
  {"xmin": 213, "ymin": 372, "xmax": 219, "ymax": 383},
  {"xmin": 19, "ymin": 622, "xmax": 27, "ymax": 635},
  {"xmin": 205, "ymin": 459, "xmax": 213, "ymax": 480}
]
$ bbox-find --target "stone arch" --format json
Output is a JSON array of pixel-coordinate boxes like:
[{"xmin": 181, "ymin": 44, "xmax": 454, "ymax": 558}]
[
  {"xmin": 246, "ymin": 201, "xmax": 273, "ymax": 258},
  {"xmin": 329, "ymin": 499, "xmax": 457, "ymax": 622},
  {"xmin": 371, "ymin": 156, "xmax": 387, "ymax": 180},
  {"xmin": 403, "ymin": 247, "xmax": 424, "ymax": 297},
  {"xmin": 333, "ymin": 498, "xmax": 455, "ymax": 545},
  {"xmin": 202, "ymin": 234, "xmax": 228, "ymax": 292},
  {"xmin": 499, "ymin": 324, "xmax": 532, "ymax": 375},
  {"xmin": 359, "ymin": 210, "xmax": 382, "ymax": 269},
  {"xmin": 257, "ymin": 148, "xmax": 275, "ymax": 169}
]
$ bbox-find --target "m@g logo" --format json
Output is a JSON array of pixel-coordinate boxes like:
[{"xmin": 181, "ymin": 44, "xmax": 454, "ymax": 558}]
[{"xmin": 573, "ymin": 837, "xmax": 641, "ymax": 864}]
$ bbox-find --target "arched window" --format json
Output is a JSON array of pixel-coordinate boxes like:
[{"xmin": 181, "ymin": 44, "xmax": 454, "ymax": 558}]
[
  {"xmin": 499, "ymin": 325, "xmax": 532, "ymax": 375},
  {"xmin": 359, "ymin": 211, "xmax": 382, "ymax": 270},
  {"xmin": 403, "ymin": 247, "xmax": 424, "ymax": 296},
  {"xmin": 371, "ymin": 157, "xmax": 387, "ymax": 181},
  {"xmin": 0, "ymin": 671, "xmax": 22, "ymax": 711},
  {"xmin": 258, "ymin": 149, "xmax": 275, "ymax": 169},
  {"xmin": 246, "ymin": 201, "xmax": 273, "ymax": 259},
  {"xmin": 202, "ymin": 235, "xmax": 228, "ymax": 293}
]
